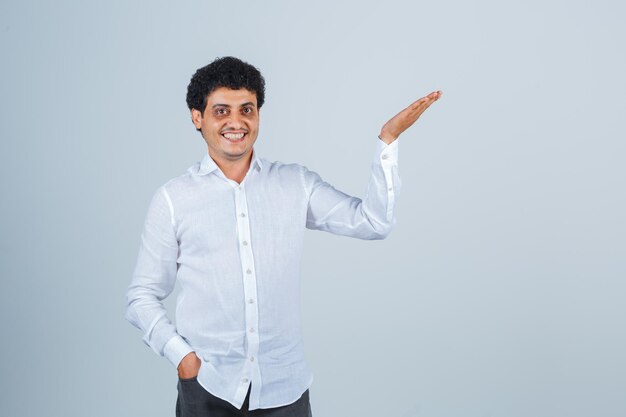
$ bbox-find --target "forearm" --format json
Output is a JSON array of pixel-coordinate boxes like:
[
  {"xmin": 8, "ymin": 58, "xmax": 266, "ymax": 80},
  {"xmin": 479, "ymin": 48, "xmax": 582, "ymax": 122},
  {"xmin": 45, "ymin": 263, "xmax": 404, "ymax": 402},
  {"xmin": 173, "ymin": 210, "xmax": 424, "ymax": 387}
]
[
  {"xmin": 304, "ymin": 137, "xmax": 401, "ymax": 239},
  {"xmin": 125, "ymin": 186, "xmax": 193, "ymax": 368},
  {"xmin": 125, "ymin": 285, "xmax": 193, "ymax": 367}
]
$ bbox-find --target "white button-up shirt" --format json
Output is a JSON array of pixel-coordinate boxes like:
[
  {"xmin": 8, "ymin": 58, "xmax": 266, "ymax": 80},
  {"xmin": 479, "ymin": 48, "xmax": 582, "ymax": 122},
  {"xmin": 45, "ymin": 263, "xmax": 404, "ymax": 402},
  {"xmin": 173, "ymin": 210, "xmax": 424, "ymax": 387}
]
[{"xmin": 125, "ymin": 137, "xmax": 400, "ymax": 410}]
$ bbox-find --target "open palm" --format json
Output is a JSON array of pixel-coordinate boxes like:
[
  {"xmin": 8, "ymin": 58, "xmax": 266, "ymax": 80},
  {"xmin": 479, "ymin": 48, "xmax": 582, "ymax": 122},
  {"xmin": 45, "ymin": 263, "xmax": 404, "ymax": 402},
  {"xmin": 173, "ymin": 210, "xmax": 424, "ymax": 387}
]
[{"xmin": 379, "ymin": 90, "xmax": 442, "ymax": 144}]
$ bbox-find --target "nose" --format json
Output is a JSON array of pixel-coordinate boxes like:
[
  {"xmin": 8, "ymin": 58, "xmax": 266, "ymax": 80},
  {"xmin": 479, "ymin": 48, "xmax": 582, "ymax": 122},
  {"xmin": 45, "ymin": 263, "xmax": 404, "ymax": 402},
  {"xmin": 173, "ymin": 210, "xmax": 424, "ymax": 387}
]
[{"xmin": 225, "ymin": 112, "xmax": 245, "ymax": 130}]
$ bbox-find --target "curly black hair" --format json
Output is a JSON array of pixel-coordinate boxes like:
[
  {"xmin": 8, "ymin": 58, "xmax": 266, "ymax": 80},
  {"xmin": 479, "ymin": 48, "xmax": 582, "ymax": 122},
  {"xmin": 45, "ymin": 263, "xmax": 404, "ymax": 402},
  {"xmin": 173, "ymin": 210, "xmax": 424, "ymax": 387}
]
[{"xmin": 186, "ymin": 56, "xmax": 266, "ymax": 116}]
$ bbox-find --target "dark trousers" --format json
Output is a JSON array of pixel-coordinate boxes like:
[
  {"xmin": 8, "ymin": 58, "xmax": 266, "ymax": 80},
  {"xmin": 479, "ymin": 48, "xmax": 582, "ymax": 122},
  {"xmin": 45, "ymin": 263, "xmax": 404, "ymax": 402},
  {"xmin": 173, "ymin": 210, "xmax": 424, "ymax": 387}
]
[{"xmin": 176, "ymin": 377, "xmax": 312, "ymax": 417}]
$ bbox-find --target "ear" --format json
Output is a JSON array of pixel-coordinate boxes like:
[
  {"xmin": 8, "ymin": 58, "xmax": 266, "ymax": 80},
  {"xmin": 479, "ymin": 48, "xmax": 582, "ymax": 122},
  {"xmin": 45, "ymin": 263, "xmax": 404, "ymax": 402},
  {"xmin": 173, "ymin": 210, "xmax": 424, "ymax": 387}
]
[{"xmin": 191, "ymin": 109, "xmax": 203, "ymax": 129}]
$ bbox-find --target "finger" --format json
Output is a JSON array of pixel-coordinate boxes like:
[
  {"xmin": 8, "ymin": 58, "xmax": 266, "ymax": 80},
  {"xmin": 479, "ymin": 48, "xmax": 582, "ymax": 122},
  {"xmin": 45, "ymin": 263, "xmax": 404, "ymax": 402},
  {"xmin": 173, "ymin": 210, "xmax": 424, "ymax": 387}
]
[
  {"xmin": 417, "ymin": 94, "xmax": 440, "ymax": 112},
  {"xmin": 411, "ymin": 91, "xmax": 442, "ymax": 112},
  {"xmin": 407, "ymin": 91, "xmax": 441, "ymax": 112},
  {"xmin": 388, "ymin": 90, "xmax": 442, "ymax": 125},
  {"xmin": 395, "ymin": 93, "xmax": 440, "ymax": 126},
  {"xmin": 404, "ymin": 100, "xmax": 432, "ymax": 119},
  {"xmin": 428, "ymin": 90, "xmax": 443, "ymax": 99}
]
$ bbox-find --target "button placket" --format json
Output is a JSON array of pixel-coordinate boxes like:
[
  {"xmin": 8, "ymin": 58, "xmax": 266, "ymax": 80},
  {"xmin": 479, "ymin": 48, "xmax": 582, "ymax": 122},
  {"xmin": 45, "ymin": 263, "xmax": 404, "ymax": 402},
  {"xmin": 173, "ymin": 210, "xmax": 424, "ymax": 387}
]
[{"xmin": 233, "ymin": 185, "xmax": 261, "ymax": 395}]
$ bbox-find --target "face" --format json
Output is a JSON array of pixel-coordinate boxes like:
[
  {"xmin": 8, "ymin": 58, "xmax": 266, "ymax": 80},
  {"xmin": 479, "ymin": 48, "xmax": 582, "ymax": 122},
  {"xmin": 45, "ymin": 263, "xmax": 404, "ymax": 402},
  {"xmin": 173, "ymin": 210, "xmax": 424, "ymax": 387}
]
[{"xmin": 192, "ymin": 87, "xmax": 260, "ymax": 166}]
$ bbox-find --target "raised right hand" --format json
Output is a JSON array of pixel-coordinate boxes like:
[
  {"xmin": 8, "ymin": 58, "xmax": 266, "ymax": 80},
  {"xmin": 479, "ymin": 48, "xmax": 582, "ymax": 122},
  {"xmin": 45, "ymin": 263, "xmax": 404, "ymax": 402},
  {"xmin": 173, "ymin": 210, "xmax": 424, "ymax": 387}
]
[{"xmin": 379, "ymin": 90, "xmax": 442, "ymax": 144}]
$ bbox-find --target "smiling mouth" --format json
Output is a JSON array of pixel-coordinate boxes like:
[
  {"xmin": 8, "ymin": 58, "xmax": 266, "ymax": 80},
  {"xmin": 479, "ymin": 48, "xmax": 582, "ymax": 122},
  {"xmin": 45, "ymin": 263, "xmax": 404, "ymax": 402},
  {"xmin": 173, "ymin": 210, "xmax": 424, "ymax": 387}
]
[{"xmin": 221, "ymin": 132, "xmax": 247, "ymax": 143}]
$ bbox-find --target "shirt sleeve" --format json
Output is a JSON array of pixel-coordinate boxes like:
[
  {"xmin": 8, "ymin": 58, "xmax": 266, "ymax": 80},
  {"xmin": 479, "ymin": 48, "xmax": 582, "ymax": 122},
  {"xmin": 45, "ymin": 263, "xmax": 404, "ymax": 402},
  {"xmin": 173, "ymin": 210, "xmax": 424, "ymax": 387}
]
[
  {"xmin": 302, "ymin": 137, "xmax": 401, "ymax": 239},
  {"xmin": 125, "ymin": 185, "xmax": 194, "ymax": 369}
]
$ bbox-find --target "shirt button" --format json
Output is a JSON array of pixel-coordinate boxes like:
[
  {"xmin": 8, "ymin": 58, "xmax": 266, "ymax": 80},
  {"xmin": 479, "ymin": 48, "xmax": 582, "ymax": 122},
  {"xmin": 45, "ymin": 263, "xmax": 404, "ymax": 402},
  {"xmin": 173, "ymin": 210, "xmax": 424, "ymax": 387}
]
[
  {"xmin": 249, "ymin": 328, "xmax": 255, "ymax": 333},
  {"xmin": 242, "ymin": 240, "xmax": 248, "ymax": 246},
  {"xmin": 242, "ymin": 378, "xmax": 249, "ymax": 384},
  {"xmin": 381, "ymin": 154, "xmax": 389, "ymax": 160},
  {"xmin": 246, "ymin": 269, "xmax": 252, "ymax": 274},
  {"xmin": 388, "ymin": 187, "xmax": 393, "ymax": 191},
  {"xmin": 248, "ymin": 298, "xmax": 254, "ymax": 304},
  {"xmin": 250, "ymin": 356, "xmax": 255, "ymax": 362},
  {"xmin": 240, "ymin": 212, "xmax": 246, "ymax": 218}
]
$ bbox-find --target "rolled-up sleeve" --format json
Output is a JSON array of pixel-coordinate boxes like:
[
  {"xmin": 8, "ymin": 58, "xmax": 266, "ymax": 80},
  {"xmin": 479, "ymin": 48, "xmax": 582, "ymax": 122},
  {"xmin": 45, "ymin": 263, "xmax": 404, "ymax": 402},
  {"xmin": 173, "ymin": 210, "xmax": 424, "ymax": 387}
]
[
  {"xmin": 302, "ymin": 137, "xmax": 401, "ymax": 239},
  {"xmin": 125, "ymin": 186, "xmax": 193, "ymax": 368}
]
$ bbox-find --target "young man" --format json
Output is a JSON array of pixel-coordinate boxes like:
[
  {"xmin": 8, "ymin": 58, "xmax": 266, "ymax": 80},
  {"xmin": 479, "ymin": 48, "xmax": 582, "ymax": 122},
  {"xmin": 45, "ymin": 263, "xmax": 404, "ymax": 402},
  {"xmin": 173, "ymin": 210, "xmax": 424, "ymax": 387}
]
[{"xmin": 125, "ymin": 56, "xmax": 441, "ymax": 417}]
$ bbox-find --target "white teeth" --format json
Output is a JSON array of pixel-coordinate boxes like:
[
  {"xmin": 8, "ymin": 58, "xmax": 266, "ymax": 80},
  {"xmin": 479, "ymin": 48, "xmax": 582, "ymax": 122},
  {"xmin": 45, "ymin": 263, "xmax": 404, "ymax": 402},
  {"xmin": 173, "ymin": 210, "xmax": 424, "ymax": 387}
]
[{"xmin": 223, "ymin": 132, "xmax": 245, "ymax": 140}]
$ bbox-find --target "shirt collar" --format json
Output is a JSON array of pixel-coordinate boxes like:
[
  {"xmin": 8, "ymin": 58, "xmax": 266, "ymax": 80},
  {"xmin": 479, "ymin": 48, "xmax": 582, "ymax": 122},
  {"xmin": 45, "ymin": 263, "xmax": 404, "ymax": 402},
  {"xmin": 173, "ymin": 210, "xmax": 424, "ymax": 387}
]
[{"xmin": 196, "ymin": 148, "xmax": 263, "ymax": 176}]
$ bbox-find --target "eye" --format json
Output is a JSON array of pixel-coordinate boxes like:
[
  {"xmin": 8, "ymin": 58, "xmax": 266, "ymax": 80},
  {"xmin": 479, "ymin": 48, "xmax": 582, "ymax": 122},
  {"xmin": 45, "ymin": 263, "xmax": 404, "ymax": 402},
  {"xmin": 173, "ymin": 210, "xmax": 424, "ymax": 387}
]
[
  {"xmin": 214, "ymin": 107, "xmax": 228, "ymax": 116},
  {"xmin": 242, "ymin": 107, "xmax": 253, "ymax": 115}
]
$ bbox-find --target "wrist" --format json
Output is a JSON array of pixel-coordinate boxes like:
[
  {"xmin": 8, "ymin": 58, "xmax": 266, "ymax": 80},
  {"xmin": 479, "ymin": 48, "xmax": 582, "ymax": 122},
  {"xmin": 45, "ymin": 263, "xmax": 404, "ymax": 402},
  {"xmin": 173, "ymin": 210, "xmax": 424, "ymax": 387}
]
[{"xmin": 378, "ymin": 132, "xmax": 397, "ymax": 145}]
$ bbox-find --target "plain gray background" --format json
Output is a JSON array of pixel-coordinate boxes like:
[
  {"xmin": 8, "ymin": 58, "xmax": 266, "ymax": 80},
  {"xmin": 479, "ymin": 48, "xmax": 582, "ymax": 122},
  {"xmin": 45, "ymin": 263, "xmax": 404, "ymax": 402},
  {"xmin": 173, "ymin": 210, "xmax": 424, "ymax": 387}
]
[{"xmin": 1, "ymin": 0, "xmax": 624, "ymax": 416}]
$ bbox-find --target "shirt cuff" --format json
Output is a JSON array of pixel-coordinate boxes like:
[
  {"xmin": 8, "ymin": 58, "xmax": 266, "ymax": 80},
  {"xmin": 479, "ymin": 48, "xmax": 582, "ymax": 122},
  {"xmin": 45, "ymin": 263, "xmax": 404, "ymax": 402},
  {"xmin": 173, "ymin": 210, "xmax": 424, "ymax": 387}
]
[
  {"xmin": 375, "ymin": 136, "xmax": 399, "ymax": 165},
  {"xmin": 163, "ymin": 334, "xmax": 194, "ymax": 369}
]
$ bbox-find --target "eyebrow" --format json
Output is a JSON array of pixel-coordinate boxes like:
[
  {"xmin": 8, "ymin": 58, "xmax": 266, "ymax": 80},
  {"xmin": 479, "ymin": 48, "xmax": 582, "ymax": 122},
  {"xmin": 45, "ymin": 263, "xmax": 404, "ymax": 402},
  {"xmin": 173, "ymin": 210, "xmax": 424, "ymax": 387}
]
[{"xmin": 211, "ymin": 102, "xmax": 256, "ymax": 108}]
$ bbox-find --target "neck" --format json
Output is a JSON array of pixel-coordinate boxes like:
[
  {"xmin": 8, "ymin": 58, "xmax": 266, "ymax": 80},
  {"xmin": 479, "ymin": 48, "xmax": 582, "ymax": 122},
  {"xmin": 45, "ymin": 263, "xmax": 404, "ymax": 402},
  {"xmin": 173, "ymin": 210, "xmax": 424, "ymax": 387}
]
[{"xmin": 210, "ymin": 150, "xmax": 253, "ymax": 184}]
